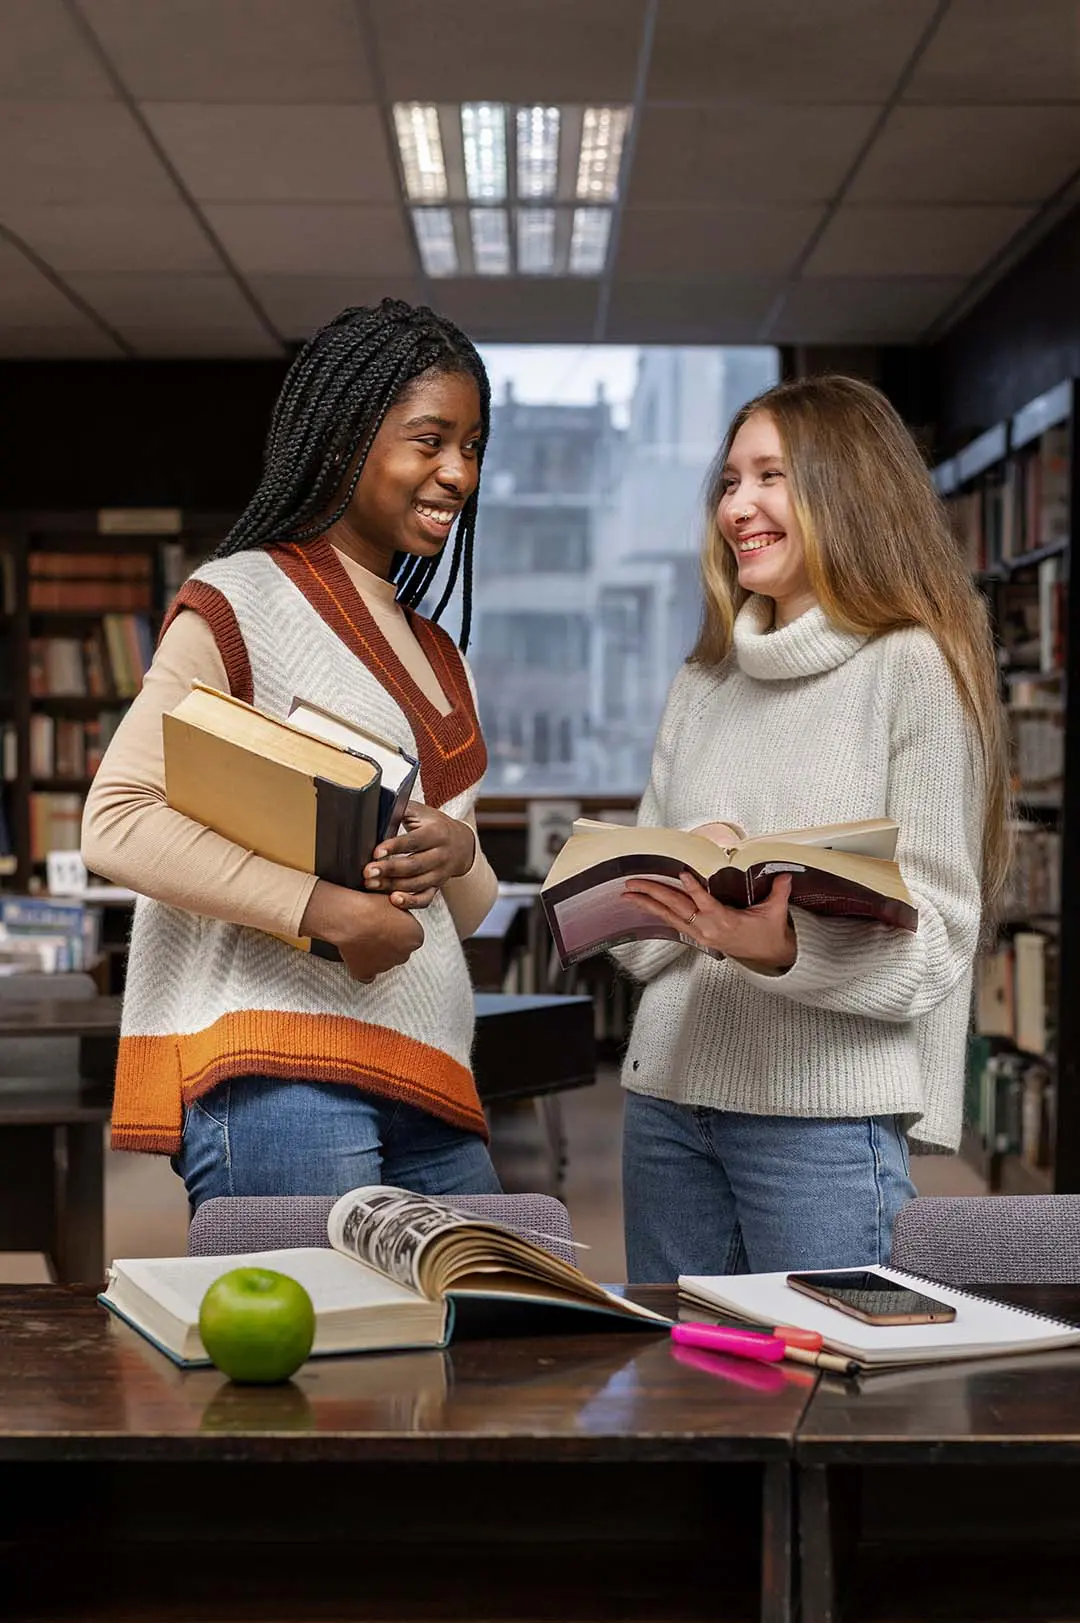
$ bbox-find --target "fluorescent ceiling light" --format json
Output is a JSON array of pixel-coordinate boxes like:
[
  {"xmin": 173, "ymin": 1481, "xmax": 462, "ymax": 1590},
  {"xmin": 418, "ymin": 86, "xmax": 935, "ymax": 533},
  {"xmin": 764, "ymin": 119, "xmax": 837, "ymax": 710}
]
[
  {"xmin": 568, "ymin": 208, "xmax": 611, "ymax": 275},
  {"xmin": 461, "ymin": 103, "xmax": 507, "ymax": 202},
  {"xmin": 516, "ymin": 208, "xmax": 557, "ymax": 274},
  {"xmin": 516, "ymin": 106, "xmax": 560, "ymax": 200},
  {"xmin": 393, "ymin": 103, "xmax": 447, "ymax": 202},
  {"xmin": 470, "ymin": 208, "xmax": 511, "ymax": 275},
  {"xmin": 576, "ymin": 106, "xmax": 630, "ymax": 202},
  {"xmin": 412, "ymin": 208, "xmax": 457, "ymax": 276}
]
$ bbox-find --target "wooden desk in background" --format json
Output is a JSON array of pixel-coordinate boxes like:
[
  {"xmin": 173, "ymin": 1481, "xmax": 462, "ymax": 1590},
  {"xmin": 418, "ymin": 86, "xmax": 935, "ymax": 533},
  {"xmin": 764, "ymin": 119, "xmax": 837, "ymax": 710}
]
[
  {"xmin": 0, "ymin": 1283, "xmax": 806, "ymax": 1623},
  {"xmin": 0, "ymin": 992, "xmax": 594, "ymax": 1285}
]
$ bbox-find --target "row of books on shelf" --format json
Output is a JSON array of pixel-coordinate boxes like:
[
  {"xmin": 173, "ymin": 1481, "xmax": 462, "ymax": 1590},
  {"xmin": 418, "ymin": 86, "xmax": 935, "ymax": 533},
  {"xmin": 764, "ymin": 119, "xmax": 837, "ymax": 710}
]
[
  {"xmin": 947, "ymin": 424, "xmax": 1069, "ymax": 574},
  {"xmin": 29, "ymin": 792, "xmax": 83, "ymax": 864},
  {"xmin": 28, "ymin": 710, "xmax": 123, "ymax": 779},
  {"xmin": 29, "ymin": 615, "xmax": 153, "ymax": 698},
  {"xmin": 1011, "ymin": 709, "xmax": 1064, "ymax": 795},
  {"xmin": 28, "ymin": 550, "xmax": 153, "ymax": 611},
  {"xmin": 0, "ymin": 893, "xmax": 101, "ymax": 974},
  {"xmin": 994, "ymin": 561, "xmax": 1065, "ymax": 674},
  {"xmin": 1001, "ymin": 825, "xmax": 1060, "ymax": 920},
  {"xmin": 966, "ymin": 1034, "xmax": 1054, "ymax": 1171},
  {"xmin": 975, "ymin": 928, "xmax": 1054, "ymax": 1057}
]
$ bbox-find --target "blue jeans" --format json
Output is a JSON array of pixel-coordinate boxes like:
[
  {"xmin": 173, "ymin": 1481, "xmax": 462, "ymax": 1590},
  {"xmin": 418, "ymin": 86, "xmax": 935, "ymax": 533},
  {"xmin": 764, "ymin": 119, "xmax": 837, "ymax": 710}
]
[
  {"xmin": 172, "ymin": 1077, "xmax": 502, "ymax": 1212},
  {"xmin": 622, "ymin": 1092, "xmax": 916, "ymax": 1283}
]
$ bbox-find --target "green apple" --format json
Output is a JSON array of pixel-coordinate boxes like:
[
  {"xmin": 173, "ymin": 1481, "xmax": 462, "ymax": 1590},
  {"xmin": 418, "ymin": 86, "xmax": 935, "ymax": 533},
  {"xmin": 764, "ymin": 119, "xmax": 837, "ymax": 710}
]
[{"xmin": 198, "ymin": 1267, "xmax": 315, "ymax": 1384}]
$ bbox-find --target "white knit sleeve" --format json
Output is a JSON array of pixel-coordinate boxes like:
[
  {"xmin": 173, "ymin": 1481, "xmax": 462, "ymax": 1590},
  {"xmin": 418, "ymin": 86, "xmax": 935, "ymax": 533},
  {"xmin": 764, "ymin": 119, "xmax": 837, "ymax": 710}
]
[
  {"xmin": 610, "ymin": 665, "xmax": 704, "ymax": 984},
  {"xmin": 731, "ymin": 631, "xmax": 984, "ymax": 1021}
]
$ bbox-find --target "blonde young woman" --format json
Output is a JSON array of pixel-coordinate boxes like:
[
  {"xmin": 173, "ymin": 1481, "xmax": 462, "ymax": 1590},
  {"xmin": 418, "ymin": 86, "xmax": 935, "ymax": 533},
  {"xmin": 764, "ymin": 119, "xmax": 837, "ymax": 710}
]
[{"xmin": 617, "ymin": 375, "xmax": 1010, "ymax": 1282}]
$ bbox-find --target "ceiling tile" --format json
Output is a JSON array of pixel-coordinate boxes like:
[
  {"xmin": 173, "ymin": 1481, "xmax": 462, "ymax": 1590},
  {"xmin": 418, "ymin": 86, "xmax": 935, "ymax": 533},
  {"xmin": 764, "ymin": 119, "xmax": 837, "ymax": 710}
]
[
  {"xmin": 249, "ymin": 275, "xmax": 426, "ymax": 339},
  {"xmin": 772, "ymin": 276, "xmax": 966, "ymax": 342},
  {"xmin": 906, "ymin": 0, "xmax": 1080, "ymax": 103},
  {"xmin": 66, "ymin": 271, "xmax": 270, "ymax": 331},
  {"xmin": 142, "ymin": 104, "xmax": 398, "ymax": 204},
  {"xmin": 628, "ymin": 104, "xmax": 878, "ymax": 205},
  {"xmin": 370, "ymin": 0, "xmax": 645, "ymax": 100},
  {"xmin": 119, "ymin": 327, "xmax": 284, "ymax": 358},
  {"xmin": 0, "ymin": 203, "xmax": 220, "ymax": 273},
  {"xmin": 428, "ymin": 280, "xmax": 600, "ymax": 341},
  {"xmin": 0, "ymin": 324, "xmax": 124, "ymax": 357},
  {"xmin": 0, "ymin": 103, "xmax": 176, "ymax": 204},
  {"xmin": 78, "ymin": 0, "xmax": 374, "ymax": 101},
  {"xmin": 805, "ymin": 205, "xmax": 1034, "ymax": 277},
  {"xmin": 0, "ymin": 0, "xmax": 114, "ymax": 98},
  {"xmin": 850, "ymin": 106, "xmax": 1080, "ymax": 203},
  {"xmin": 203, "ymin": 204, "xmax": 416, "ymax": 276},
  {"xmin": 605, "ymin": 277, "xmax": 782, "ymax": 342},
  {"xmin": 647, "ymin": 0, "xmax": 939, "ymax": 102},
  {"xmin": 616, "ymin": 206, "xmax": 821, "ymax": 277}
]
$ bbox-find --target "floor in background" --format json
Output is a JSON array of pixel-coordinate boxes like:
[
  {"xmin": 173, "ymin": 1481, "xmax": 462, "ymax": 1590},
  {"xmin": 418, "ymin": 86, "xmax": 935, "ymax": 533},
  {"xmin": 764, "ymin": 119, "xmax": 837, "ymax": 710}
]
[{"xmin": 2, "ymin": 1064, "xmax": 988, "ymax": 1285}]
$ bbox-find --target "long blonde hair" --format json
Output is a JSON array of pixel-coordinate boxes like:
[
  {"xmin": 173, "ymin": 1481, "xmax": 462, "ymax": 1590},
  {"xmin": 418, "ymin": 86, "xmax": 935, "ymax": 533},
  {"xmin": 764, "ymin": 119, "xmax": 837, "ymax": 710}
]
[{"xmin": 692, "ymin": 373, "xmax": 1012, "ymax": 909}]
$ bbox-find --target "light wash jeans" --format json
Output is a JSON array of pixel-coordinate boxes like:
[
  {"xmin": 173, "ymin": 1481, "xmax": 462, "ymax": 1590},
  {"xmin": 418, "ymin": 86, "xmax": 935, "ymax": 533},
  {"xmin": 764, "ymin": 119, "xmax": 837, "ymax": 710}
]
[
  {"xmin": 172, "ymin": 1077, "xmax": 502, "ymax": 1212},
  {"xmin": 622, "ymin": 1091, "xmax": 916, "ymax": 1283}
]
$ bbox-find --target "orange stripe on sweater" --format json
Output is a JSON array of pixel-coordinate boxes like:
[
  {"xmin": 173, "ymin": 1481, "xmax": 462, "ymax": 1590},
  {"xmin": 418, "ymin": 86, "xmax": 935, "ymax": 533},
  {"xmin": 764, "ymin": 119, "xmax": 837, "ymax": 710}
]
[{"xmin": 110, "ymin": 1013, "xmax": 487, "ymax": 1156}]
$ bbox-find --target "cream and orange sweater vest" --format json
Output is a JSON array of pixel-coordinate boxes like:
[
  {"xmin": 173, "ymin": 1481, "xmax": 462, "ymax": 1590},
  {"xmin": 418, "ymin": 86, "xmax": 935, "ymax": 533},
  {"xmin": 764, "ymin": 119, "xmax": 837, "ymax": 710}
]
[{"xmin": 111, "ymin": 538, "xmax": 489, "ymax": 1155}]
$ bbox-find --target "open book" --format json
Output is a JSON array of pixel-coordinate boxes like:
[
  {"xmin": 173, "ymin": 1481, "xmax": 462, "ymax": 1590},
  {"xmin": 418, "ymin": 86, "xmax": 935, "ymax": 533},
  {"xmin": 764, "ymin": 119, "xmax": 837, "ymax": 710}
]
[
  {"xmin": 678, "ymin": 1266, "xmax": 1080, "ymax": 1370},
  {"xmin": 541, "ymin": 816, "xmax": 916, "ymax": 968},
  {"xmin": 99, "ymin": 1186, "xmax": 670, "ymax": 1367}
]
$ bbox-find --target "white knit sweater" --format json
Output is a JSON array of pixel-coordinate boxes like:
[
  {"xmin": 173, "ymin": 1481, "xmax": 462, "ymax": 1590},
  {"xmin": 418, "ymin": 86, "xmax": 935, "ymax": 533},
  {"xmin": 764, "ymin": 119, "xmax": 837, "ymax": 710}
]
[{"xmin": 616, "ymin": 595, "xmax": 984, "ymax": 1152}]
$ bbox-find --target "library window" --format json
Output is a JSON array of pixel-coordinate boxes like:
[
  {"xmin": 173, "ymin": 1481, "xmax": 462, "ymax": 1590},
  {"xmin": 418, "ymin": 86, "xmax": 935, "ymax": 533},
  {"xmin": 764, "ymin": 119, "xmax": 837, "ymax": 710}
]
[{"xmin": 466, "ymin": 344, "xmax": 781, "ymax": 791}]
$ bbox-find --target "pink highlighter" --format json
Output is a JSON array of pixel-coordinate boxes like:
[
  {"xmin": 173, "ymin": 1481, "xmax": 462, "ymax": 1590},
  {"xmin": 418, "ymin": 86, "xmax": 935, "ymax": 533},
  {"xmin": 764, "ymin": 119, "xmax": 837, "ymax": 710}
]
[{"xmin": 670, "ymin": 1322, "xmax": 786, "ymax": 1363}]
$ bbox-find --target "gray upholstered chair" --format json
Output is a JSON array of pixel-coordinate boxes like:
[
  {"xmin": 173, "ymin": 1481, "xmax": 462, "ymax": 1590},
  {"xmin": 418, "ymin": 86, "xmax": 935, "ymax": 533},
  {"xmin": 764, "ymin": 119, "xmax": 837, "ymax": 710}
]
[
  {"xmin": 187, "ymin": 1191, "xmax": 577, "ymax": 1268},
  {"xmin": 890, "ymin": 1195, "xmax": 1080, "ymax": 1285}
]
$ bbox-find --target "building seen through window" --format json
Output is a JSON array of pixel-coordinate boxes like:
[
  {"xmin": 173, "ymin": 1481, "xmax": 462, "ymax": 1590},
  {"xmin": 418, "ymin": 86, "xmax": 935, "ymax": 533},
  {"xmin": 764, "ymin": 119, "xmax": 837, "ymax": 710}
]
[{"xmin": 465, "ymin": 345, "xmax": 779, "ymax": 794}]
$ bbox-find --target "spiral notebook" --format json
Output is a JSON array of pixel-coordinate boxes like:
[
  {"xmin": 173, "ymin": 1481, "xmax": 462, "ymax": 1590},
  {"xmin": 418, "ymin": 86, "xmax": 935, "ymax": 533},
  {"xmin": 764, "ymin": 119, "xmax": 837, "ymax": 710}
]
[{"xmin": 678, "ymin": 1265, "xmax": 1080, "ymax": 1369}]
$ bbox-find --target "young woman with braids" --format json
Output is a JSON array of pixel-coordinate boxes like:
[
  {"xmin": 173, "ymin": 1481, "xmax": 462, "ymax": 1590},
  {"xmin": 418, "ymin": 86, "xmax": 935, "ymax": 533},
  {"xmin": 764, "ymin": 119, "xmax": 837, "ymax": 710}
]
[
  {"xmin": 615, "ymin": 376, "xmax": 1011, "ymax": 1281},
  {"xmin": 83, "ymin": 299, "xmax": 504, "ymax": 1207}
]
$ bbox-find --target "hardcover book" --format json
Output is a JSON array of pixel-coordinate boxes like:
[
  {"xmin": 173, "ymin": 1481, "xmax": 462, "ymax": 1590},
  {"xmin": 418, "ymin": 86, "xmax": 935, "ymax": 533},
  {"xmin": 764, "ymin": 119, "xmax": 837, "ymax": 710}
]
[{"xmin": 541, "ymin": 816, "xmax": 916, "ymax": 968}]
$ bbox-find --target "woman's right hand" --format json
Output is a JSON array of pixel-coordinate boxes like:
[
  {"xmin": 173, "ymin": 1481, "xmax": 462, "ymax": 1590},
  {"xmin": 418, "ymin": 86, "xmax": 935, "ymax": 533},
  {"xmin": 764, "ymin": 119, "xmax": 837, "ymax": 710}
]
[{"xmin": 299, "ymin": 881, "xmax": 424, "ymax": 982}]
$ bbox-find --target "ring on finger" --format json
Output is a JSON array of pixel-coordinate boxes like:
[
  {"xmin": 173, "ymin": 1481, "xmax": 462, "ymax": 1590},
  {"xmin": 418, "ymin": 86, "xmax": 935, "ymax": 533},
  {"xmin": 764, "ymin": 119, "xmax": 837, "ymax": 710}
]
[{"xmin": 686, "ymin": 908, "xmax": 698, "ymax": 927}]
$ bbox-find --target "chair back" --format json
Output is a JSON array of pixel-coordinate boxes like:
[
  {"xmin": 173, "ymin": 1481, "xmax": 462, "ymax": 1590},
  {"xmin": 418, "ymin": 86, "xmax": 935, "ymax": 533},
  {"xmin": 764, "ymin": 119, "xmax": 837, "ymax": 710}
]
[
  {"xmin": 188, "ymin": 1191, "xmax": 577, "ymax": 1267},
  {"xmin": 0, "ymin": 971, "xmax": 99, "ymax": 1082},
  {"xmin": 890, "ymin": 1194, "xmax": 1080, "ymax": 1285}
]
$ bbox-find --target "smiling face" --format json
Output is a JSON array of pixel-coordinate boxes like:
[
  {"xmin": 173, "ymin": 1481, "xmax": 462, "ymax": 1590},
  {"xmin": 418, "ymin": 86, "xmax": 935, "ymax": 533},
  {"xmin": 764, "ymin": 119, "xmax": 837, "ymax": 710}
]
[
  {"xmin": 330, "ymin": 369, "xmax": 483, "ymax": 577},
  {"xmin": 717, "ymin": 409, "xmax": 816, "ymax": 626}
]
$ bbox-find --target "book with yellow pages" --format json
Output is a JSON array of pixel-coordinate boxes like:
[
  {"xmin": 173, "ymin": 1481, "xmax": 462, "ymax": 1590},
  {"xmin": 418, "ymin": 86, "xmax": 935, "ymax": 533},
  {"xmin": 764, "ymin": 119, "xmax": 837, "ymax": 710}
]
[
  {"xmin": 163, "ymin": 683, "xmax": 417, "ymax": 959},
  {"xmin": 99, "ymin": 1185, "xmax": 671, "ymax": 1367},
  {"xmin": 541, "ymin": 816, "xmax": 916, "ymax": 968}
]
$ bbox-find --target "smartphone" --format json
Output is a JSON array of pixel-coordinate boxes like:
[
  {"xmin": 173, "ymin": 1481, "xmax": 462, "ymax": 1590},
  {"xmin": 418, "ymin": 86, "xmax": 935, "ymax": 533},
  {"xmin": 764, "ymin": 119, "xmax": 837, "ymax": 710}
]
[{"xmin": 785, "ymin": 1269, "xmax": 957, "ymax": 1326}]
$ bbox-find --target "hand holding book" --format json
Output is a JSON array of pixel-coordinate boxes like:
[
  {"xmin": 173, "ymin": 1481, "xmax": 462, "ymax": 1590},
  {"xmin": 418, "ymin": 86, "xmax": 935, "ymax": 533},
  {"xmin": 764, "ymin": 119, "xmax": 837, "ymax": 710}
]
[
  {"xmin": 541, "ymin": 816, "xmax": 917, "ymax": 969},
  {"xmin": 625, "ymin": 865, "xmax": 797, "ymax": 972},
  {"xmin": 363, "ymin": 801, "xmax": 477, "ymax": 910}
]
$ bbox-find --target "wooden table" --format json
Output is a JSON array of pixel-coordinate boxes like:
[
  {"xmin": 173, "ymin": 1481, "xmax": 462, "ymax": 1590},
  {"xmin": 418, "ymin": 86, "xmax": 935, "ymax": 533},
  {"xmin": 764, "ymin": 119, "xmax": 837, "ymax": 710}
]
[
  {"xmin": 796, "ymin": 1282, "xmax": 1080, "ymax": 1622},
  {"xmin": 0, "ymin": 992, "xmax": 594, "ymax": 1286},
  {"xmin": 0, "ymin": 1283, "xmax": 811, "ymax": 1623}
]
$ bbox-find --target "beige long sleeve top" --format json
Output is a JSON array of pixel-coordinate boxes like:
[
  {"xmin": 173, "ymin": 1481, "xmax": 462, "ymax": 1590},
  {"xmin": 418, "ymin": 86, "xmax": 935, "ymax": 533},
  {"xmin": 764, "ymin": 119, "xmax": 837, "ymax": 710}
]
[{"xmin": 82, "ymin": 547, "xmax": 498, "ymax": 941}]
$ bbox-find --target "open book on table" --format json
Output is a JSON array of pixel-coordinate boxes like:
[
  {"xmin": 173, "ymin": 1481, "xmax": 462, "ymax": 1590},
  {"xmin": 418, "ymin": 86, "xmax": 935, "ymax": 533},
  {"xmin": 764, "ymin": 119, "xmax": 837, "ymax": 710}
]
[
  {"xmin": 100, "ymin": 1186, "xmax": 670, "ymax": 1368},
  {"xmin": 678, "ymin": 1265, "xmax": 1080, "ymax": 1371},
  {"xmin": 540, "ymin": 816, "xmax": 916, "ymax": 968}
]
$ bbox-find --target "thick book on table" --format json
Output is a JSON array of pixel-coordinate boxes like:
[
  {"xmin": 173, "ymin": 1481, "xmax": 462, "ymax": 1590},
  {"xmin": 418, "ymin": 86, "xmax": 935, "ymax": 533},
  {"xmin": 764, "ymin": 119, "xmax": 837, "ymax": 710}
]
[
  {"xmin": 99, "ymin": 1185, "xmax": 671, "ymax": 1367},
  {"xmin": 163, "ymin": 683, "xmax": 416, "ymax": 959},
  {"xmin": 541, "ymin": 816, "xmax": 916, "ymax": 968},
  {"xmin": 678, "ymin": 1265, "xmax": 1080, "ymax": 1370}
]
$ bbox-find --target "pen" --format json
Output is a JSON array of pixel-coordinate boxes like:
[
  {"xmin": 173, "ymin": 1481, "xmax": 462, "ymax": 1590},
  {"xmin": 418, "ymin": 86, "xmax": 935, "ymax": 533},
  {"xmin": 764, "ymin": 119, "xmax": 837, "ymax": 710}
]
[{"xmin": 672, "ymin": 1321, "xmax": 861, "ymax": 1378}]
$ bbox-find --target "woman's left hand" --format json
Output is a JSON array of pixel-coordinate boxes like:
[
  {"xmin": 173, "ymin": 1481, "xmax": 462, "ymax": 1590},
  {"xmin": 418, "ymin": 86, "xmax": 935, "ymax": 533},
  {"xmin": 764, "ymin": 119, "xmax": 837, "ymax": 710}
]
[
  {"xmin": 363, "ymin": 802, "xmax": 475, "ymax": 909},
  {"xmin": 623, "ymin": 870, "xmax": 797, "ymax": 972}
]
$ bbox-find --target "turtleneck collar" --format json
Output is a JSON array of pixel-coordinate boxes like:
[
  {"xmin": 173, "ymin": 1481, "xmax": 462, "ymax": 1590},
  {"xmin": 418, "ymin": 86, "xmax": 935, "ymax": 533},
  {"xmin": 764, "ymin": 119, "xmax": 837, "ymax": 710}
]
[{"xmin": 733, "ymin": 595, "xmax": 868, "ymax": 682}]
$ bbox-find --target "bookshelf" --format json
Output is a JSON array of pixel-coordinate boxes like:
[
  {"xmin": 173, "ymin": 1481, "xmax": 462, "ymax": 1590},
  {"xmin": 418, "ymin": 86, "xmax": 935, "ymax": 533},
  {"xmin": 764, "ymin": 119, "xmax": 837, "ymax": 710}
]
[
  {"xmin": 0, "ymin": 511, "xmax": 228, "ymax": 896},
  {"xmin": 933, "ymin": 378, "xmax": 1080, "ymax": 1194}
]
